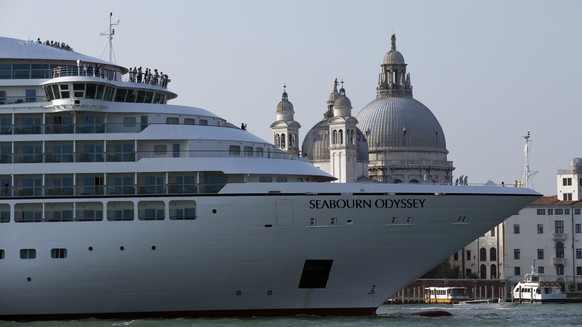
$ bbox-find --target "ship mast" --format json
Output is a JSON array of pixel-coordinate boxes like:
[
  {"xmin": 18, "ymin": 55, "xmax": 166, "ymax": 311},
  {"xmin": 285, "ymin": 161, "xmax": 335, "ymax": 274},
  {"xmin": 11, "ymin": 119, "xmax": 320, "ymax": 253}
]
[
  {"xmin": 100, "ymin": 12, "xmax": 120, "ymax": 63},
  {"xmin": 520, "ymin": 131, "xmax": 538, "ymax": 188}
]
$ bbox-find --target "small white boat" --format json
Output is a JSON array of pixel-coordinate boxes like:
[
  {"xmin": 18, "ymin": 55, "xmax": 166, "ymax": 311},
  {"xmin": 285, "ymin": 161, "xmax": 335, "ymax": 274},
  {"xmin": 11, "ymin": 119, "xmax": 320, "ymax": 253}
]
[{"xmin": 512, "ymin": 267, "xmax": 567, "ymax": 303}]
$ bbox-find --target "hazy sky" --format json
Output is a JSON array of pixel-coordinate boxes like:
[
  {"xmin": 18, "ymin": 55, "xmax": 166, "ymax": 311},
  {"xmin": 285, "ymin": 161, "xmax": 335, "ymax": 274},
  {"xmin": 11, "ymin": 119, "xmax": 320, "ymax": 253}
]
[{"xmin": 2, "ymin": 0, "xmax": 581, "ymax": 196}]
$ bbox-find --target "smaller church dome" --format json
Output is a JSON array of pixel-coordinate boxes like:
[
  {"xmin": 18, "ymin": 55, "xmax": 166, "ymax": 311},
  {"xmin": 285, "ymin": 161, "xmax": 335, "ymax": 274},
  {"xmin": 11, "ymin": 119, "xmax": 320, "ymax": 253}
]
[
  {"xmin": 383, "ymin": 34, "xmax": 405, "ymax": 65},
  {"xmin": 328, "ymin": 89, "xmax": 340, "ymax": 104},
  {"xmin": 276, "ymin": 88, "xmax": 294, "ymax": 113},
  {"xmin": 333, "ymin": 87, "xmax": 352, "ymax": 111},
  {"xmin": 383, "ymin": 50, "xmax": 405, "ymax": 65}
]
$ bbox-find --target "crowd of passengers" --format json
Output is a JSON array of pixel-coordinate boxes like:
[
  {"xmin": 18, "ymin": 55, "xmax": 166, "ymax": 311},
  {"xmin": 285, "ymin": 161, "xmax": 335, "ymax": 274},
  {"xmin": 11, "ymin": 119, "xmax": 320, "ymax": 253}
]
[
  {"xmin": 128, "ymin": 67, "xmax": 170, "ymax": 88},
  {"xmin": 36, "ymin": 38, "xmax": 74, "ymax": 51}
]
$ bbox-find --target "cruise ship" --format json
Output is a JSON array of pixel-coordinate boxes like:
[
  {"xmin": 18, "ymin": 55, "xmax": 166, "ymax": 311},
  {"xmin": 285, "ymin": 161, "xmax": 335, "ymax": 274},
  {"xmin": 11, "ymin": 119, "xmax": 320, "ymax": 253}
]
[{"xmin": 0, "ymin": 35, "xmax": 540, "ymax": 320}]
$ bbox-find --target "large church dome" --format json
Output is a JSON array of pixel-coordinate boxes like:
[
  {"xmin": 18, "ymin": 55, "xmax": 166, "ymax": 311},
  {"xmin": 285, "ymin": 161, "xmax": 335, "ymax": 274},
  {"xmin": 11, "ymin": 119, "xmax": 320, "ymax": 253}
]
[{"xmin": 356, "ymin": 97, "xmax": 447, "ymax": 153}]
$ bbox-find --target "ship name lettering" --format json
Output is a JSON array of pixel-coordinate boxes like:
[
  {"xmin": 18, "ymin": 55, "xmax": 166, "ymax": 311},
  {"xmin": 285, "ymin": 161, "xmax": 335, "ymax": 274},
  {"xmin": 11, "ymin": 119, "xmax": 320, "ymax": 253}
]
[
  {"xmin": 309, "ymin": 199, "xmax": 372, "ymax": 209},
  {"xmin": 374, "ymin": 198, "xmax": 425, "ymax": 209},
  {"xmin": 309, "ymin": 198, "xmax": 425, "ymax": 209}
]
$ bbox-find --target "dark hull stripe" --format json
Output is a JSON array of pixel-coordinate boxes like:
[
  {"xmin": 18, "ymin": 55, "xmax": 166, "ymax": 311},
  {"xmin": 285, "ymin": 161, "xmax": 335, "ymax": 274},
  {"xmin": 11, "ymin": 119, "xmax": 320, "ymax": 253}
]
[{"xmin": 1, "ymin": 307, "xmax": 377, "ymax": 321}]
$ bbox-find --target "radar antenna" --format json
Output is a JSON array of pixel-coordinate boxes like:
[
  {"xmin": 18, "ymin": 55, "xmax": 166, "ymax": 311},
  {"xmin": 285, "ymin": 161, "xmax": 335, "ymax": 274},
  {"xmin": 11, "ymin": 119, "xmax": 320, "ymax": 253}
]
[
  {"xmin": 521, "ymin": 131, "xmax": 538, "ymax": 188},
  {"xmin": 100, "ymin": 12, "xmax": 120, "ymax": 63}
]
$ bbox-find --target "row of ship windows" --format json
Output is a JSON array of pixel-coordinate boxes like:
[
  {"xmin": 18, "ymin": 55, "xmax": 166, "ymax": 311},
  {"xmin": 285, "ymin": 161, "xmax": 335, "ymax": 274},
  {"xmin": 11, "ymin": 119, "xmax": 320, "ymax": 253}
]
[
  {"xmin": 0, "ymin": 143, "xmax": 271, "ymax": 164},
  {"xmin": 0, "ymin": 172, "xmax": 226, "ymax": 197},
  {"xmin": 305, "ymin": 216, "xmax": 414, "ymax": 227},
  {"xmin": 43, "ymin": 83, "xmax": 168, "ymax": 104},
  {"xmin": 0, "ymin": 113, "xmax": 213, "ymax": 135},
  {"xmin": 0, "ymin": 200, "xmax": 197, "ymax": 223},
  {"xmin": 0, "ymin": 248, "xmax": 67, "ymax": 260}
]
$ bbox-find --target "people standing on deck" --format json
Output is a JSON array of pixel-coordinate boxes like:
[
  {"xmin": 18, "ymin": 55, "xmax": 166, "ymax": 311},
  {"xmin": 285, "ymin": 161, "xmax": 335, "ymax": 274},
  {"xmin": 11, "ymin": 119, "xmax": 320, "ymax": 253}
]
[
  {"xmin": 137, "ymin": 67, "xmax": 142, "ymax": 83},
  {"xmin": 152, "ymin": 69, "xmax": 159, "ymax": 85},
  {"xmin": 122, "ymin": 66, "xmax": 169, "ymax": 87},
  {"xmin": 144, "ymin": 68, "xmax": 150, "ymax": 84},
  {"xmin": 161, "ymin": 73, "xmax": 170, "ymax": 87}
]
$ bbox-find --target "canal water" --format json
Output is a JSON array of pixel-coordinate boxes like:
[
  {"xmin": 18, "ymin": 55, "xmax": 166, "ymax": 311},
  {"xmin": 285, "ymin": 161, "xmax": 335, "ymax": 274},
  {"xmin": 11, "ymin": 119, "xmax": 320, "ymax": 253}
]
[{"xmin": 0, "ymin": 303, "xmax": 579, "ymax": 327}]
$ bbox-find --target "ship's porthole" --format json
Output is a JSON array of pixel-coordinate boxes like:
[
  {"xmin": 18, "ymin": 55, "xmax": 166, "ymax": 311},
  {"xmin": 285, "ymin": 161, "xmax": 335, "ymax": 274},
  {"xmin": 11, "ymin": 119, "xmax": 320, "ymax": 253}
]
[
  {"xmin": 151, "ymin": 246, "xmax": 156, "ymax": 251},
  {"xmin": 27, "ymin": 277, "xmax": 31, "ymax": 282},
  {"xmin": 120, "ymin": 246, "xmax": 125, "ymax": 251},
  {"xmin": 212, "ymin": 209, "xmax": 217, "ymax": 214},
  {"xmin": 88, "ymin": 246, "xmax": 93, "ymax": 251},
  {"xmin": 347, "ymin": 219, "xmax": 353, "ymax": 225}
]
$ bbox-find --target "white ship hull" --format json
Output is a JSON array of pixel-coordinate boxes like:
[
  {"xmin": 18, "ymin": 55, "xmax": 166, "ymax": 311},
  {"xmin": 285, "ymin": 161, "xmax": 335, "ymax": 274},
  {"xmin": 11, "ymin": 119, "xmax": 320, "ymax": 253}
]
[{"xmin": 0, "ymin": 183, "xmax": 538, "ymax": 319}]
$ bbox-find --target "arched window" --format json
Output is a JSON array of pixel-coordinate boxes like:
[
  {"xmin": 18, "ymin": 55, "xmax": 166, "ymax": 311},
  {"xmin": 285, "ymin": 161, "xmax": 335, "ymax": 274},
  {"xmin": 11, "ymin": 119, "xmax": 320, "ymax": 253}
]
[
  {"xmin": 556, "ymin": 242, "xmax": 565, "ymax": 258},
  {"xmin": 350, "ymin": 130, "xmax": 355, "ymax": 145},
  {"xmin": 332, "ymin": 130, "xmax": 337, "ymax": 144},
  {"xmin": 275, "ymin": 134, "xmax": 280, "ymax": 148},
  {"xmin": 480, "ymin": 264, "xmax": 487, "ymax": 279},
  {"xmin": 280, "ymin": 133, "xmax": 286, "ymax": 149},
  {"xmin": 338, "ymin": 129, "xmax": 343, "ymax": 144},
  {"xmin": 490, "ymin": 264, "xmax": 497, "ymax": 279},
  {"xmin": 480, "ymin": 247, "xmax": 487, "ymax": 261},
  {"xmin": 290, "ymin": 134, "xmax": 296, "ymax": 149},
  {"xmin": 409, "ymin": 179, "xmax": 419, "ymax": 184},
  {"xmin": 490, "ymin": 248, "xmax": 497, "ymax": 261}
]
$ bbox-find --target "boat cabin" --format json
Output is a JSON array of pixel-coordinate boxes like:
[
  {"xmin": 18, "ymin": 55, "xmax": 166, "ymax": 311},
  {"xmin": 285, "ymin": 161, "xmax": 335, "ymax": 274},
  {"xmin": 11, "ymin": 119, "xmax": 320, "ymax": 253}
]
[{"xmin": 424, "ymin": 286, "xmax": 471, "ymax": 304}]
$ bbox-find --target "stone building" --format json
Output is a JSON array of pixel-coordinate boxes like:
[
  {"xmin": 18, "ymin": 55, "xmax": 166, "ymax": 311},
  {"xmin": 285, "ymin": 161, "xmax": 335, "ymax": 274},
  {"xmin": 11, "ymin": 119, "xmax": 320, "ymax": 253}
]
[{"xmin": 503, "ymin": 158, "xmax": 582, "ymax": 292}]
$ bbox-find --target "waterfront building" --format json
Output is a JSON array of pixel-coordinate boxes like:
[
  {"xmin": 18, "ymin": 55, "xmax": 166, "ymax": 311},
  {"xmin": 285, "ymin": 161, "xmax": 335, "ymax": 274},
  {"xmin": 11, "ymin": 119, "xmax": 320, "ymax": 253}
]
[
  {"xmin": 503, "ymin": 158, "xmax": 582, "ymax": 292},
  {"xmin": 449, "ymin": 223, "xmax": 505, "ymax": 280}
]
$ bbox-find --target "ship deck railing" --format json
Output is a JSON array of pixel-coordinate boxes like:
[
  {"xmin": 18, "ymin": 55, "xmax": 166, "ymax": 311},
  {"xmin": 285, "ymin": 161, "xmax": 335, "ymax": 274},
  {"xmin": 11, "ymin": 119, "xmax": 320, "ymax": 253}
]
[{"xmin": 0, "ymin": 64, "xmax": 169, "ymax": 93}]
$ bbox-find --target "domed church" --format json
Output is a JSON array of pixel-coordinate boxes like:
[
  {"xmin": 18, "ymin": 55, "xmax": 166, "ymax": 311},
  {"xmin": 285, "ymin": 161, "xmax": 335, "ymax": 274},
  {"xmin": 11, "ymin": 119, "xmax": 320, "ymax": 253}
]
[
  {"xmin": 356, "ymin": 34, "xmax": 454, "ymax": 184},
  {"xmin": 271, "ymin": 34, "xmax": 454, "ymax": 184}
]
